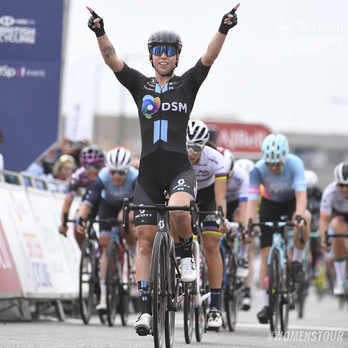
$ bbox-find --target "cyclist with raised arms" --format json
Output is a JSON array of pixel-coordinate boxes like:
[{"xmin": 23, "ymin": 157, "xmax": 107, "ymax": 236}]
[
  {"xmin": 246, "ymin": 134, "xmax": 311, "ymax": 324},
  {"xmin": 59, "ymin": 145, "xmax": 105, "ymax": 248},
  {"xmin": 86, "ymin": 3, "xmax": 240, "ymax": 334},
  {"xmin": 219, "ymin": 148, "xmax": 253, "ymax": 310},
  {"xmin": 75, "ymin": 146, "xmax": 138, "ymax": 312},
  {"xmin": 319, "ymin": 162, "xmax": 348, "ymax": 295}
]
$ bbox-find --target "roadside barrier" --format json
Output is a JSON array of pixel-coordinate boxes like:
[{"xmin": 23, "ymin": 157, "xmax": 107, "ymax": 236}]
[{"xmin": 0, "ymin": 170, "xmax": 81, "ymax": 320}]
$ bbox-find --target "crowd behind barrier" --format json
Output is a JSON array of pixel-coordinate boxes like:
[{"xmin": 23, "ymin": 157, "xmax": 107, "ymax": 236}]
[{"xmin": 0, "ymin": 169, "xmax": 81, "ymax": 320}]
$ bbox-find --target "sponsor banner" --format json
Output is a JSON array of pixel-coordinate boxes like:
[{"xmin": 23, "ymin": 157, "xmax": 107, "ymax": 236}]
[
  {"xmin": 0, "ymin": 1, "xmax": 64, "ymax": 172},
  {"xmin": 0, "ymin": 218, "xmax": 23, "ymax": 297},
  {"xmin": 26, "ymin": 187, "xmax": 80, "ymax": 296},
  {"xmin": 204, "ymin": 121, "xmax": 272, "ymax": 158},
  {"xmin": 0, "ymin": 184, "xmax": 58, "ymax": 297}
]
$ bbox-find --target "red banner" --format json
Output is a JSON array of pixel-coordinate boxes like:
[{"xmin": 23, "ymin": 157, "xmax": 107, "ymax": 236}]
[{"xmin": 204, "ymin": 121, "xmax": 272, "ymax": 158}]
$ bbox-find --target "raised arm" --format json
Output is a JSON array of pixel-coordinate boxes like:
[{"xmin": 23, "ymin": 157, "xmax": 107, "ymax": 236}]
[
  {"xmin": 87, "ymin": 6, "xmax": 124, "ymax": 72},
  {"xmin": 201, "ymin": 3, "xmax": 240, "ymax": 67}
]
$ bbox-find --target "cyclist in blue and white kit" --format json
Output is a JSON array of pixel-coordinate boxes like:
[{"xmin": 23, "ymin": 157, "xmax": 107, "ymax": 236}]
[
  {"xmin": 246, "ymin": 134, "xmax": 311, "ymax": 324},
  {"xmin": 319, "ymin": 162, "xmax": 348, "ymax": 296},
  {"xmin": 75, "ymin": 146, "xmax": 138, "ymax": 312},
  {"xmin": 86, "ymin": 3, "xmax": 241, "ymax": 334}
]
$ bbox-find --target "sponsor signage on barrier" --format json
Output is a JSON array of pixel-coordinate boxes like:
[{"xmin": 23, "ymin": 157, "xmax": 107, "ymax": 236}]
[
  {"xmin": 0, "ymin": 0, "xmax": 64, "ymax": 171},
  {"xmin": 26, "ymin": 188, "xmax": 80, "ymax": 296},
  {"xmin": 0, "ymin": 219, "xmax": 23, "ymax": 297},
  {"xmin": 204, "ymin": 121, "xmax": 272, "ymax": 158}
]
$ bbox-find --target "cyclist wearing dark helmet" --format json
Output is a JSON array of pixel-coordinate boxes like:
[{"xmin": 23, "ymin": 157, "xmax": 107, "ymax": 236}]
[
  {"xmin": 86, "ymin": 3, "xmax": 240, "ymax": 335},
  {"xmin": 59, "ymin": 145, "xmax": 105, "ymax": 248}
]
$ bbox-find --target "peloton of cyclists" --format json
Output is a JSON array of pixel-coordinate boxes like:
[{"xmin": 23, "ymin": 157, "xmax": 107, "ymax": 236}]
[
  {"xmin": 319, "ymin": 162, "xmax": 348, "ymax": 295},
  {"xmin": 75, "ymin": 146, "xmax": 138, "ymax": 312},
  {"xmin": 59, "ymin": 145, "xmax": 105, "ymax": 248},
  {"xmin": 86, "ymin": 3, "xmax": 240, "ymax": 335},
  {"xmin": 246, "ymin": 134, "xmax": 311, "ymax": 324}
]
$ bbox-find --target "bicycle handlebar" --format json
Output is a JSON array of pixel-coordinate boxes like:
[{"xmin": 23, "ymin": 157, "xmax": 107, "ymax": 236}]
[
  {"xmin": 123, "ymin": 197, "xmax": 197, "ymax": 235},
  {"xmin": 325, "ymin": 230, "xmax": 348, "ymax": 247},
  {"xmin": 247, "ymin": 217, "xmax": 305, "ymax": 243}
]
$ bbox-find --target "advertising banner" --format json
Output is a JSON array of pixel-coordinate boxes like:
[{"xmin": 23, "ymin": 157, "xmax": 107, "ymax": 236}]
[
  {"xmin": 204, "ymin": 121, "xmax": 272, "ymax": 158},
  {"xmin": 0, "ymin": 1, "xmax": 65, "ymax": 172}
]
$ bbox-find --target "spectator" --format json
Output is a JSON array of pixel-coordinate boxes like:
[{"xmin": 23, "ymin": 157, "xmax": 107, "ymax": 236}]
[{"xmin": 52, "ymin": 154, "xmax": 77, "ymax": 181}]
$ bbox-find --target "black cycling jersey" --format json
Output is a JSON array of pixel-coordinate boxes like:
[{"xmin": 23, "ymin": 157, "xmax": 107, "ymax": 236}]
[
  {"xmin": 115, "ymin": 59, "xmax": 211, "ymax": 226},
  {"xmin": 115, "ymin": 59, "xmax": 210, "ymax": 158},
  {"xmin": 307, "ymin": 187, "xmax": 322, "ymax": 231}
]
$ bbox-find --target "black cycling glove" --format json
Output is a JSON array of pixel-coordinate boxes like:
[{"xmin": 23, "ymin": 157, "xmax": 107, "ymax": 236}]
[
  {"xmin": 218, "ymin": 8, "xmax": 238, "ymax": 35},
  {"xmin": 87, "ymin": 11, "xmax": 105, "ymax": 37}
]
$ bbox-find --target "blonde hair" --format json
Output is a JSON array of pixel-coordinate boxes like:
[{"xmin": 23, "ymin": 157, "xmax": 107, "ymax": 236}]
[{"xmin": 52, "ymin": 155, "xmax": 77, "ymax": 178}]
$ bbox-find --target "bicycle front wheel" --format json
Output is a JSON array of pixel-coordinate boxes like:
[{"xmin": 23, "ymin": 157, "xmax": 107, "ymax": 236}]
[
  {"xmin": 152, "ymin": 233, "xmax": 166, "ymax": 348},
  {"xmin": 268, "ymin": 248, "xmax": 281, "ymax": 334},
  {"xmin": 280, "ymin": 261, "xmax": 291, "ymax": 333},
  {"xmin": 165, "ymin": 237, "xmax": 176, "ymax": 348},
  {"xmin": 225, "ymin": 254, "xmax": 238, "ymax": 331},
  {"xmin": 105, "ymin": 240, "xmax": 121, "ymax": 327},
  {"xmin": 79, "ymin": 239, "xmax": 95, "ymax": 325},
  {"xmin": 120, "ymin": 244, "xmax": 132, "ymax": 326},
  {"xmin": 183, "ymin": 282, "xmax": 194, "ymax": 343}
]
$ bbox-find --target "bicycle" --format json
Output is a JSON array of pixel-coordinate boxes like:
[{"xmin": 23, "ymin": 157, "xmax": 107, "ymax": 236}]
[
  {"xmin": 63, "ymin": 213, "xmax": 106, "ymax": 325},
  {"xmin": 181, "ymin": 206, "xmax": 214, "ymax": 343},
  {"xmin": 325, "ymin": 231, "xmax": 348, "ymax": 308},
  {"xmin": 123, "ymin": 196, "xmax": 197, "ymax": 348},
  {"xmin": 219, "ymin": 221, "xmax": 248, "ymax": 332},
  {"xmin": 247, "ymin": 216, "xmax": 304, "ymax": 335},
  {"xmin": 104, "ymin": 218, "xmax": 136, "ymax": 327},
  {"xmin": 288, "ymin": 230, "xmax": 321, "ymax": 319}
]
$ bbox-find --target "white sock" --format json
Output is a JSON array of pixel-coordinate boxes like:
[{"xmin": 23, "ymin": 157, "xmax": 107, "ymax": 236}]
[
  {"xmin": 260, "ymin": 289, "xmax": 269, "ymax": 307},
  {"xmin": 100, "ymin": 280, "xmax": 106, "ymax": 298},
  {"xmin": 292, "ymin": 247, "xmax": 304, "ymax": 263},
  {"xmin": 238, "ymin": 244, "xmax": 248, "ymax": 260},
  {"xmin": 334, "ymin": 260, "xmax": 346, "ymax": 281},
  {"xmin": 128, "ymin": 244, "xmax": 138, "ymax": 257}
]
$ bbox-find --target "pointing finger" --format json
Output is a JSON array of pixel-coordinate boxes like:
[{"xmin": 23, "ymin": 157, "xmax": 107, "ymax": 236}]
[{"xmin": 230, "ymin": 3, "xmax": 241, "ymax": 14}]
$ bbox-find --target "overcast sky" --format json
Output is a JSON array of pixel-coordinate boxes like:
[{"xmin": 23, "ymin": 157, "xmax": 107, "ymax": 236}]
[{"xmin": 61, "ymin": 0, "xmax": 348, "ymax": 136}]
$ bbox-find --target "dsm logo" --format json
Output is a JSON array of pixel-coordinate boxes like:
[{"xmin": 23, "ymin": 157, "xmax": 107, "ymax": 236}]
[{"xmin": 142, "ymin": 95, "xmax": 160, "ymax": 119}]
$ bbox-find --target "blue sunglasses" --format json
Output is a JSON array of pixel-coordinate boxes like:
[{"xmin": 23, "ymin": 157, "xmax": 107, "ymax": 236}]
[
  {"xmin": 152, "ymin": 45, "xmax": 177, "ymax": 57},
  {"xmin": 84, "ymin": 163, "xmax": 102, "ymax": 171}
]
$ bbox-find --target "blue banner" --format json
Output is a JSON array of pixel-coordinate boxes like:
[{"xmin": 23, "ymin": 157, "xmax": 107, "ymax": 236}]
[{"xmin": 0, "ymin": 1, "xmax": 64, "ymax": 171}]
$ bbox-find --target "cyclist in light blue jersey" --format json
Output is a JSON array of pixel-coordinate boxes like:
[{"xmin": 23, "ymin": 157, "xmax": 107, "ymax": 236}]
[
  {"xmin": 75, "ymin": 146, "xmax": 138, "ymax": 312},
  {"xmin": 246, "ymin": 134, "xmax": 311, "ymax": 324}
]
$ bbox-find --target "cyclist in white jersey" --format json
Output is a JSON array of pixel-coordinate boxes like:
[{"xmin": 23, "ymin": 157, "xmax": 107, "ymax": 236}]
[
  {"xmin": 319, "ymin": 162, "xmax": 348, "ymax": 295},
  {"xmin": 246, "ymin": 134, "xmax": 311, "ymax": 324},
  {"xmin": 219, "ymin": 148, "xmax": 253, "ymax": 310},
  {"xmin": 75, "ymin": 146, "xmax": 138, "ymax": 311},
  {"xmin": 183, "ymin": 120, "xmax": 228, "ymax": 328}
]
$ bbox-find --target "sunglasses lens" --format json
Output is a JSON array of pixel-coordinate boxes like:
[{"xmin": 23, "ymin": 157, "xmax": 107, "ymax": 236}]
[
  {"xmin": 187, "ymin": 144, "xmax": 203, "ymax": 154},
  {"xmin": 85, "ymin": 164, "xmax": 101, "ymax": 171},
  {"xmin": 152, "ymin": 45, "xmax": 177, "ymax": 57},
  {"xmin": 110, "ymin": 170, "xmax": 127, "ymax": 177}
]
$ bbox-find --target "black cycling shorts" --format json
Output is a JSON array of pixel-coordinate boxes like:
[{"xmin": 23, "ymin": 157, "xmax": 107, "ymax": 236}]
[
  {"xmin": 134, "ymin": 149, "xmax": 196, "ymax": 226},
  {"xmin": 259, "ymin": 197, "xmax": 296, "ymax": 249},
  {"xmin": 331, "ymin": 207, "xmax": 348, "ymax": 225}
]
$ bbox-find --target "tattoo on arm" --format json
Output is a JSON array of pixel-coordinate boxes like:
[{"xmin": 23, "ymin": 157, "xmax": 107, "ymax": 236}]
[{"xmin": 102, "ymin": 45, "xmax": 116, "ymax": 58}]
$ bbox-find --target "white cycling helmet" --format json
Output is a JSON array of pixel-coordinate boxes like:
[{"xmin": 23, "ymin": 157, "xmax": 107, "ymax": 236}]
[
  {"xmin": 334, "ymin": 162, "xmax": 348, "ymax": 185},
  {"xmin": 186, "ymin": 120, "xmax": 209, "ymax": 145},
  {"xmin": 106, "ymin": 146, "xmax": 132, "ymax": 171},
  {"xmin": 234, "ymin": 158, "xmax": 255, "ymax": 175},
  {"xmin": 261, "ymin": 134, "xmax": 289, "ymax": 164},
  {"xmin": 218, "ymin": 147, "xmax": 235, "ymax": 177},
  {"xmin": 304, "ymin": 170, "xmax": 318, "ymax": 190}
]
